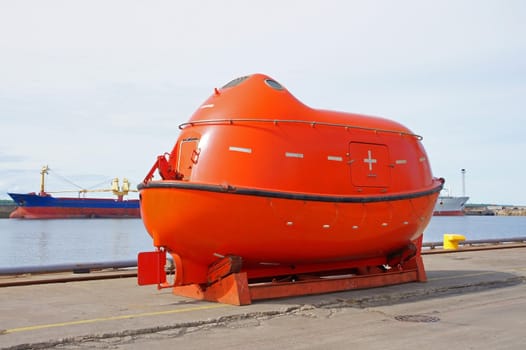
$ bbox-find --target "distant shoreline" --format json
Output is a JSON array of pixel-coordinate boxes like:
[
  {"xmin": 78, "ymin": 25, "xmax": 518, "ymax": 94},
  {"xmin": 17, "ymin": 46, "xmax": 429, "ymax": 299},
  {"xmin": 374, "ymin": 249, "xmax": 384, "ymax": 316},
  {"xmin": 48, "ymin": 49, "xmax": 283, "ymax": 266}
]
[
  {"xmin": 0, "ymin": 205, "xmax": 15, "ymax": 218},
  {"xmin": 2, "ymin": 202, "xmax": 525, "ymax": 219},
  {"xmin": 465, "ymin": 204, "xmax": 526, "ymax": 216}
]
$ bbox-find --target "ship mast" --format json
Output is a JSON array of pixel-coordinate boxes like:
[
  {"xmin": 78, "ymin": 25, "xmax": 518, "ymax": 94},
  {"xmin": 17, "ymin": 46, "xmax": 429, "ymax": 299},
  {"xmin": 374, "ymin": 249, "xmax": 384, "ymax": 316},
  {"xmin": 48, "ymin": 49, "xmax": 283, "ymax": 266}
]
[
  {"xmin": 461, "ymin": 168, "xmax": 466, "ymax": 197},
  {"xmin": 40, "ymin": 165, "xmax": 49, "ymax": 195}
]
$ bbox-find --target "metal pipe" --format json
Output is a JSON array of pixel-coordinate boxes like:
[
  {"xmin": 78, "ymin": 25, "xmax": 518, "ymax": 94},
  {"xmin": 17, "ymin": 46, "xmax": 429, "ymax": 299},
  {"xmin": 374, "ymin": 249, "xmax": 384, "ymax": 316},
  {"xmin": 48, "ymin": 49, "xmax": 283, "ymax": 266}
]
[
  {"xmin": 423, "ymin": 237, "xmax": 526, "ymax": 249},
  {"xmin": 0, "ymin": 260, "xmax": 137, "ymax": 276}
]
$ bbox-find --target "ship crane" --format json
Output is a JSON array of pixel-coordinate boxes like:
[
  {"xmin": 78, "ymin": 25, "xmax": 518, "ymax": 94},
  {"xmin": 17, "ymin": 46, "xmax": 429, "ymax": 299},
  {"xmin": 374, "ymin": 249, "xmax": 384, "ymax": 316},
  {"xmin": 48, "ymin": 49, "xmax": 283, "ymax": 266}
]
[
  {"xmin": 110, "ymin": 178, "xmax": 138, "ymax": 200},
  {"xmin": 40, "ymin": 166, "xmax": 137, "ymax": 200},
  {"xmin": 39, "ymin": 165, "xmax": 49, "ymax": 196}
]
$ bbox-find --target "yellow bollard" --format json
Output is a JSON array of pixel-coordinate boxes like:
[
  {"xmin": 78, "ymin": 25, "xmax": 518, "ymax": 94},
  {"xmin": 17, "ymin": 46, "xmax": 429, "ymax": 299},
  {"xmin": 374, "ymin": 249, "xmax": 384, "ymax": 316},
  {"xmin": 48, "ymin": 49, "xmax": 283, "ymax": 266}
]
[{"xmin": 443, "ymin": 234, "xmax": 466, "ymax": 250}]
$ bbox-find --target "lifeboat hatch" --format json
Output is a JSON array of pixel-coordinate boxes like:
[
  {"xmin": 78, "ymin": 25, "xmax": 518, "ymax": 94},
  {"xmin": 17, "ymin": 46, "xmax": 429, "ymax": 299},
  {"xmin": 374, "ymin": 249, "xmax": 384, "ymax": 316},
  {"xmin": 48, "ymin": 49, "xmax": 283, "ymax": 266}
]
[
  {"xmin": 177, "ymin": 138, "xmax": 200, "ymax": 180},
  {"xmin": 348, "ymin": 142, "xmax": 390, "ymax": 187}
]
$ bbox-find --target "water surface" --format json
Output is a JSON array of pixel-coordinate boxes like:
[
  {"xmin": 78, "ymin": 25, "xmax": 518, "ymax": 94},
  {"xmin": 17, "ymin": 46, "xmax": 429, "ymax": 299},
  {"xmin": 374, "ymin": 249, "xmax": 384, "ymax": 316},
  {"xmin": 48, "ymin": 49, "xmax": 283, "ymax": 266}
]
[{"xmin": 1, "ymin": 216, "xmax": 525, "ymax": 268}]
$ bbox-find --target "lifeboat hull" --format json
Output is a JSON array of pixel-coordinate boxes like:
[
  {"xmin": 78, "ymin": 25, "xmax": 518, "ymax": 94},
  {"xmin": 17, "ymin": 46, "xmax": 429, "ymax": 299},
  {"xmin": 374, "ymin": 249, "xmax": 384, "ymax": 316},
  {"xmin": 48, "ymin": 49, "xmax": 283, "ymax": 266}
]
[
  {"xmin": 140, "ymin": 182, "xmax": 439, "ymax": 285},
  {"xmin": 137, "ymin": 73, "xmax": 443, "ymax": 301}
]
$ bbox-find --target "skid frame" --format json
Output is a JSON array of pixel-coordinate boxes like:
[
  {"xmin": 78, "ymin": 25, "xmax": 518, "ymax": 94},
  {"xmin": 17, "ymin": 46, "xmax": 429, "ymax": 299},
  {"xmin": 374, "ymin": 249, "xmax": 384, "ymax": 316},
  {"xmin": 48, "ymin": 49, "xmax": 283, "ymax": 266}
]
[
  {"xmin": 170, "ymin": 255, "xmax": 426, "ymax": 305},
  {"xmin": 138, "ymin": 240, "xmax": 427, "ymax": 306}
]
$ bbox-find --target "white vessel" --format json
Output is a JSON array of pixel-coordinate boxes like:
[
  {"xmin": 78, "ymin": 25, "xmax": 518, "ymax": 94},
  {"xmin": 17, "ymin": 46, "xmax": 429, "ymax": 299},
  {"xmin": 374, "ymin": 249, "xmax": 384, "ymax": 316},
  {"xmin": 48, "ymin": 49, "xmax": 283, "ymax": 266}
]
[
  {"xmin": 433, "ymin": 195, "xmax": 469, "ymax": 216},
  {"xmin": 434, "ymin": 169, "xmax": 469, "ymax": 216}
]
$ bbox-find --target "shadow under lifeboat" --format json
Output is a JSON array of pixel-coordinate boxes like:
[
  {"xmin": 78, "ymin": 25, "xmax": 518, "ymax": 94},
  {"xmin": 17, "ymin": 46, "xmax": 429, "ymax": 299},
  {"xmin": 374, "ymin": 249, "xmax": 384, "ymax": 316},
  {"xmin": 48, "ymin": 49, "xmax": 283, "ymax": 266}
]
[{"xmin": 137, "ymin": 74, "xmax": 444, "ymax": 304}]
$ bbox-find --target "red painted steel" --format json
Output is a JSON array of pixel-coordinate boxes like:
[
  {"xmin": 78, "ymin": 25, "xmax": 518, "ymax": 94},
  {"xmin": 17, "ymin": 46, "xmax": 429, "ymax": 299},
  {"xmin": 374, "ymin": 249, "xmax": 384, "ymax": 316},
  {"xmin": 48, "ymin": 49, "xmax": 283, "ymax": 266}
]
[
  {"xmin": 137, "ymin": 251, "xmax": 167, "ymax": 286},
  {"xmin": 433, "ymin": 210, "xmax": 464, "ymax": 216},
  {"xmin": 9, "ymin": 206, "xmax": 139, "ymax": 219}
]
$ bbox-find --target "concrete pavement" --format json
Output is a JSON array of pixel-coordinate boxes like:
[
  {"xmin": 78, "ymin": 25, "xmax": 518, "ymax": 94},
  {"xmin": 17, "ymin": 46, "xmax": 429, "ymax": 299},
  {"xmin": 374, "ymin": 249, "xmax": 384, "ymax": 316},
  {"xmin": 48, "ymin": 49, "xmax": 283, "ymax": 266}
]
[{"xmin": 1, "ymin": 247, "xmax": 525, "ymax": 349}]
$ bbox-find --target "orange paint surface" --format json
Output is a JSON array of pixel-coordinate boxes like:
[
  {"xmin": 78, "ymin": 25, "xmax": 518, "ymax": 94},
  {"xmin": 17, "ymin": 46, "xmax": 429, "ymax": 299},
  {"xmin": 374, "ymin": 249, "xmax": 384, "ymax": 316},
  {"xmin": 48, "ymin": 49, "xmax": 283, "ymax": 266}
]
[{"xmin": 138, "ymin": 74, "xmax": 443, "ymax": 286}]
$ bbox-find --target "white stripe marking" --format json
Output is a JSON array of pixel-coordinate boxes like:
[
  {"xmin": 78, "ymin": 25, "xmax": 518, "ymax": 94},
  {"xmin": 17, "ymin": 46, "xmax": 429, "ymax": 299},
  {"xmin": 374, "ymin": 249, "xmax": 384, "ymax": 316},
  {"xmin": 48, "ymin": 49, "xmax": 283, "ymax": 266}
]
[
  {"xmin": 200, "ymin": 104, "xmax": 214, "ymax": 109},
  {"xmin": 327, "ymin": 156, "xmax": 343, "ymax": 162},
  {"xmin": 395, "ymin": 159, "xmax": 407, "ymax": 164},
  {"xmin": 229, "ymin": 146, "xmax": 252, "ymax": 154},
  {"xmin": 285, "ymin": 152, "xmax": 303, "ymax": 158}
]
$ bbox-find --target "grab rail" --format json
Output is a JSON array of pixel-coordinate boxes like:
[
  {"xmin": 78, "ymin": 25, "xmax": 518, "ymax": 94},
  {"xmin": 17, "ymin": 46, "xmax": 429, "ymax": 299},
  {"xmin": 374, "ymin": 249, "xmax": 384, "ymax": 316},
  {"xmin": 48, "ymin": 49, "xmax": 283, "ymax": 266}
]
[{"xmin": 179, "ymin": 118, "xmax": 423, "ymax": 140}]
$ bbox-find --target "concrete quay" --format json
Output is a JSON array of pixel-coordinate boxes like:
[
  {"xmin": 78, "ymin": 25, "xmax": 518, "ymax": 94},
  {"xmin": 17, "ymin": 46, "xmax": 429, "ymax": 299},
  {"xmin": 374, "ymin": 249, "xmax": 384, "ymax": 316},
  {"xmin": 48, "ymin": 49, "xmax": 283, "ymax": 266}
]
[{"xmin": 1, "ymin": 247, "xmax": 525, "ymax": 349}]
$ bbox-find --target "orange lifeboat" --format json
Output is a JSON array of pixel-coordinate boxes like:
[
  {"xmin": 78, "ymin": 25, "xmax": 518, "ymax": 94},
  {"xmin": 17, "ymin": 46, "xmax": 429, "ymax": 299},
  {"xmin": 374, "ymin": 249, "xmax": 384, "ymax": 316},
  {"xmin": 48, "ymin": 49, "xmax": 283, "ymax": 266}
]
[{"xmin": 138, "ymin": 74, "xmax": 443, "ymax": 304}]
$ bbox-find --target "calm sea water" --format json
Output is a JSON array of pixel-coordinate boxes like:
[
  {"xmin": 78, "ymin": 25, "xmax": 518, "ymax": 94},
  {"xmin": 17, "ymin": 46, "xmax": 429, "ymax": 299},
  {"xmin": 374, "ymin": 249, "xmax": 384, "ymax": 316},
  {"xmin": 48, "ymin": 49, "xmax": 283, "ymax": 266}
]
[
  {"xmin": 0, "ymin": 216, "xmax": 525, "ymax": 268},
  {"xmin": 0, "ymin": 219, "xmax": 152, "ymax": 268}
]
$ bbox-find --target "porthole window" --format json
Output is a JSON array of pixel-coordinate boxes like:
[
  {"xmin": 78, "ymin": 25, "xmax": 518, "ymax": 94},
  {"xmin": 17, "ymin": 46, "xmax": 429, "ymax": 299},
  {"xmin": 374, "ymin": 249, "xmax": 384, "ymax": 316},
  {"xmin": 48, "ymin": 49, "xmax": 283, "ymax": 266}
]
[
  {"xmin": 265, "ymin": 79, "xmax": 283, "ymax": 90},
  {"xmin": 222, "ymin": 76, "xmax": 249, "ymax": 89}
]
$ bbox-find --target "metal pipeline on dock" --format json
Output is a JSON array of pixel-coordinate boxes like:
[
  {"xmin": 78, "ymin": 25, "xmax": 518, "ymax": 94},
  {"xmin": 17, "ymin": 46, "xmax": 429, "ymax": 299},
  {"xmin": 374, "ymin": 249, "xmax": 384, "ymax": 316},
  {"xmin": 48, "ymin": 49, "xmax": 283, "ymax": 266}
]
[
  {"xmin": 0, "ymin": 260, "xmax": 137, "ymax": 276},
  {"xmin": 422, "ymin": 236, "xmax": 526, "ymax": 250}
]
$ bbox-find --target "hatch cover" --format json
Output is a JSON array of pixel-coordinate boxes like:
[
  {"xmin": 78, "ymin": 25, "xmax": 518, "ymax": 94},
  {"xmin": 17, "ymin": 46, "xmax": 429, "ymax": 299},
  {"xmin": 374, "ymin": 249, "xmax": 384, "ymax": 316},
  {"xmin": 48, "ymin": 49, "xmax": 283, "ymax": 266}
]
[
  {"xmin": 177, "ymin": 138, "xmax": 200, "ymax": 180},
  {"xmin": 348, "ymin": 142, "xmax": 390, "ymax": 187}
]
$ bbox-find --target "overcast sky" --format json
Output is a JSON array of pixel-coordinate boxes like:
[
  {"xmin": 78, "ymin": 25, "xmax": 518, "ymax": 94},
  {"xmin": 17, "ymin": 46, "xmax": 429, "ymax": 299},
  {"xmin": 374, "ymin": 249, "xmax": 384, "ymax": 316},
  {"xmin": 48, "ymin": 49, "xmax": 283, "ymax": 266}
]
[{"xmin": 1, "ymin": 0, "xmax": 525, "ymax": 205}]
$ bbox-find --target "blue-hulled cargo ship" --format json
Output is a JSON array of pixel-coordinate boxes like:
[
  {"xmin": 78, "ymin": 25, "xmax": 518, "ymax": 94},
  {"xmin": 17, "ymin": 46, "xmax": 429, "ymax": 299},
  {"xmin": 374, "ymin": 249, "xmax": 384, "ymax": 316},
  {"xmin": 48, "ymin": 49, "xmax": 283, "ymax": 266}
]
[{"xmin": 8, "ymin": 166, "xmax": 140, "ymax": 219}]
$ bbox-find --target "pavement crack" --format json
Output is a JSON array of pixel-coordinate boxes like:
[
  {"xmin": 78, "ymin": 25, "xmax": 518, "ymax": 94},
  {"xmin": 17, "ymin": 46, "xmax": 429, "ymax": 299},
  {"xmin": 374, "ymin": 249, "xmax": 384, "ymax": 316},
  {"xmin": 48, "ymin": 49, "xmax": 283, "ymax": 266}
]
[
  {"xmin": 5, "ymin": 276, "xmax": 525, "ymax": 349},
  {"xmin": 2, "ymin": 306, "xmax": 304, "ymax": 350},
  {"xmin": 318, "ymin": 275, "xmax": 526, "ymax": 309}
]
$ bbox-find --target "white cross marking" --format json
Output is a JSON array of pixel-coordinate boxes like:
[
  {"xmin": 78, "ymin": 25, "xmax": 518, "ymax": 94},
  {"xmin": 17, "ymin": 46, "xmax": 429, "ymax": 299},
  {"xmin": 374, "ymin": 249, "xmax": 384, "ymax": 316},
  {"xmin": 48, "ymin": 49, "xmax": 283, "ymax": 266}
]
[{"xmin": 363, "ymin": 150, "xmax": 377, "ymax": 171}]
